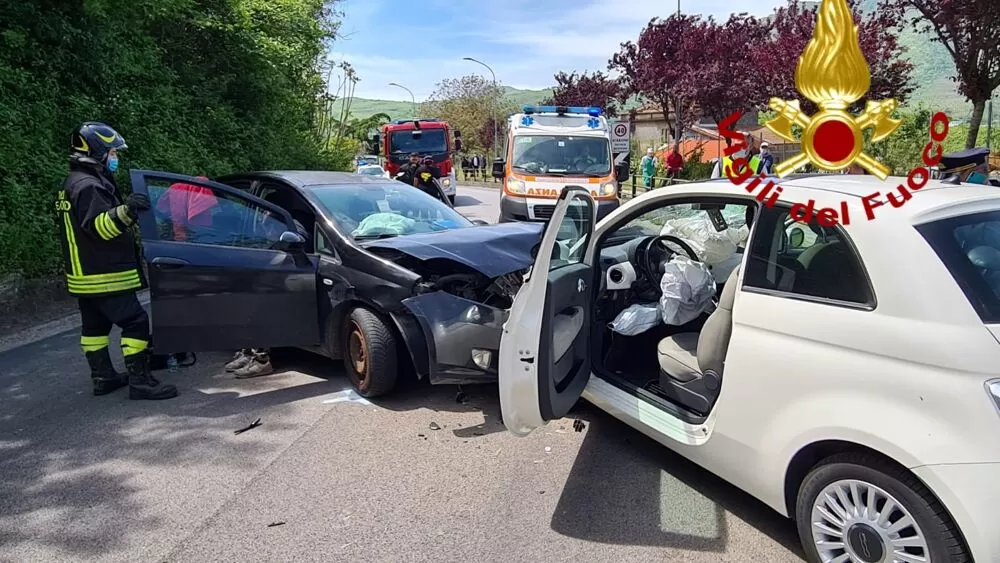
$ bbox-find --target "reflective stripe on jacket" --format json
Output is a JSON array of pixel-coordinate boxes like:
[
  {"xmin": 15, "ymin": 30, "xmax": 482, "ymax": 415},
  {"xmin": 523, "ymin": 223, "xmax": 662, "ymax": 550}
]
[
  {"xmin": 722, "ymin": 154, "xmax": 762, "ymax": 178},
  {"xmin": 56, "ymin": 166, "xmax": 146, "ymax": 297}
]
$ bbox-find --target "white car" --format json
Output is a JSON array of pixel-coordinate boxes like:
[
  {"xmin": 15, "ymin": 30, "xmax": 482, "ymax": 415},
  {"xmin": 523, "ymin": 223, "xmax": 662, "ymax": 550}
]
[
  {"xmin": 357, "ymin": 164, "xmax": 389, "ymax": 179},
  {"xmin": 498, "ymin": 176, "xmax": 1000, "ymax": 563}
]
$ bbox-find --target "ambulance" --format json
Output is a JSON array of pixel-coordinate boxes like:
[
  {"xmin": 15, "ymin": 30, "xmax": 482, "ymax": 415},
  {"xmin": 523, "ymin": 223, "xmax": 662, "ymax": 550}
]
[{"xmin": 496, "ymin": 105, "xmax": 628, "ymax": 223}]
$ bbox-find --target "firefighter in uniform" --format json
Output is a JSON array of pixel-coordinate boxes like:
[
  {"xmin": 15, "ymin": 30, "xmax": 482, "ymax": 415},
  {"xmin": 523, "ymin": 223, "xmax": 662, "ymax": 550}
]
[{"xmin": 57, "ymin": 122, "xmax": 178, "ymax": 400}]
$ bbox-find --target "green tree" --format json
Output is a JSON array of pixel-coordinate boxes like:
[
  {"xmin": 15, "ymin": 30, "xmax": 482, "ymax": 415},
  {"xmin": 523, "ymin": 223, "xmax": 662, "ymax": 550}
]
[
  {"xmin": 420, "ymin": 75, "xmax": 516, "ymax": 154},
  {"xmin": 865, "ymin": 106, "xmax": 934, "ymax": 174},
  {"xmin": 0, "ymin": 0, "xmax": 351, "ymax": 278}
]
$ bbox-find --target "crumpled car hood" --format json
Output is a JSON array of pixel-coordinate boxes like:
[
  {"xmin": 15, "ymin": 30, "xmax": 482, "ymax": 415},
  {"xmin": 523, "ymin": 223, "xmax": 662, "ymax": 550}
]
[{"xmin": 363, "ymin": 222, "xmax": 544, "ymax": 278}]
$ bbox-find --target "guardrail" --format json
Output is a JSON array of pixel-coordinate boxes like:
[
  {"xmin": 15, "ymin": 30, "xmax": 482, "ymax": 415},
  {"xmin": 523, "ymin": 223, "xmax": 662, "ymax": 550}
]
[{"xmin": 622, "ymin": 175, "xmax": 693, "ymax": 200}]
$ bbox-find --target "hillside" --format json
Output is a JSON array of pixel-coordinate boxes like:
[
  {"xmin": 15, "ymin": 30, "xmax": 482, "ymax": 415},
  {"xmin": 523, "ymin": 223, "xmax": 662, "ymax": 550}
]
[
  {"xmin": 347, "ymin": 6, "xmax": 980, "ymax": 123},
  {"xmin": 348, "ymin": 86, "xmax": 553, "ymax": 120},
  {"xmin": 855, "ymin": 0, "xmax": 973, "ymax": 119}
]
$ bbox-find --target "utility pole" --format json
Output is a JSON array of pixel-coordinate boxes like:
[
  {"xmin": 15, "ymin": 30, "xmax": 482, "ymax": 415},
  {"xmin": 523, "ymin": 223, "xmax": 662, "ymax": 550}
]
[
  {"xmin": 987, "ymin": 97, "xmax": 993, "ymax": 151},
  {"xmin": 463, "ymin": 57, "xmax": 499, "ymax": 161},
  {"xmin": 388, "ymin": 82, "xmax": 416, "ymax": 117}
]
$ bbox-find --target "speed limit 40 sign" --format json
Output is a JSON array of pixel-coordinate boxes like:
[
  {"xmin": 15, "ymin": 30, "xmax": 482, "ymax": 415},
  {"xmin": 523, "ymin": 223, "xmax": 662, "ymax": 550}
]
[{"xmin": 611, "ymin": 121, "xmax": 630, "ymax": 153}]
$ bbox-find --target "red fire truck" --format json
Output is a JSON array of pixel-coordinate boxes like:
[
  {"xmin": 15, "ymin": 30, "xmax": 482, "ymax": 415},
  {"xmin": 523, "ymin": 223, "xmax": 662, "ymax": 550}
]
[{"xmin": 375, "ymin": 118, "xmax": 461, "ymax": 204}]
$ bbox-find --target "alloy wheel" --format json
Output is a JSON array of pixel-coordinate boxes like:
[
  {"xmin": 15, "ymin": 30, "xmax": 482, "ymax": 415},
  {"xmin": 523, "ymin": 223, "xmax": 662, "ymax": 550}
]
[{"xmin": 810, "ymin": 479, "xmax": 929, "ymax": 563}]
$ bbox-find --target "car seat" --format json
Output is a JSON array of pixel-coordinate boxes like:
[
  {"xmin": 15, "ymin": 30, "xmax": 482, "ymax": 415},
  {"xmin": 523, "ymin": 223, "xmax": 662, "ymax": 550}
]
[{"xmin": 655, "ymin": 266, "xmax": 739, "ymax": 414}]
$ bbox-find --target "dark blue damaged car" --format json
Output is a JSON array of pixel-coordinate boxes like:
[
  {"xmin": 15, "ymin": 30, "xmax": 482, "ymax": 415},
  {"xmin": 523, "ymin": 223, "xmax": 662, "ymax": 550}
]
[{"xmin": 130, "ymin": 169, "xmax": 542, "ymax": 397}]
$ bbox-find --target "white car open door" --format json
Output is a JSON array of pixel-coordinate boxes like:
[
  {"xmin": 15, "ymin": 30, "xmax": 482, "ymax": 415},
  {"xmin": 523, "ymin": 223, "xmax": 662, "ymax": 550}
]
[{"xmin": 499, "ymin": 186, "xmax": 598, "ymax": 436}]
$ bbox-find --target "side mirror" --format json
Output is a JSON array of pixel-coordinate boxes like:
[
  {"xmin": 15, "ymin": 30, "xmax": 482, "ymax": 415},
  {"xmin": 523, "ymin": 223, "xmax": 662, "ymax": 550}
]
[
  {"xmin": 492, "ymin": 159, "xmax": 506, "ymax": 179},
  {"xmin": 788, "ymin": 227, "xmax": 805, "ymax": 249},
  {"xmin": 615, "ymin": 162, "xmax": 629, "ymax": 182},
  {"xmin": 277, "ymin": 231, "xmax": 306, "ymax": 252},
  {"xmin": 454, "ymin": 138, "xmax": 463, "ymax": 152}
]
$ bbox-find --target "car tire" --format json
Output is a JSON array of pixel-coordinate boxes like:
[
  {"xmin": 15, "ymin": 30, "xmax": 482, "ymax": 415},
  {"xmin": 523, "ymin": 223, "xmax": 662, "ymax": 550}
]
[
  {"xmin": 342, "ymin": 307, "xmax": 398, "ymax": 398},
  {"xmin": 795, "ymin": 452, "xmax": 970, "ymax": 563}
]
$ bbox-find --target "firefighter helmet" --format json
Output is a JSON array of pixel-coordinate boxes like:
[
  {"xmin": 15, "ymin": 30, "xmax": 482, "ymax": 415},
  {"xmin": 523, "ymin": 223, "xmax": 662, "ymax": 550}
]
[{"xmin": 70, "ymin": 122, "xmax": 127, "ymax": 166}]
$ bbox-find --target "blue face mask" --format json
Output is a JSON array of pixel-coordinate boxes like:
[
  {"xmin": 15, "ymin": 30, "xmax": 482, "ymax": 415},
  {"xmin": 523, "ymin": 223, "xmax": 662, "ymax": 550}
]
[{"xmin": 107, "ymin": 156, "xmax": 119, "ymax": 173}]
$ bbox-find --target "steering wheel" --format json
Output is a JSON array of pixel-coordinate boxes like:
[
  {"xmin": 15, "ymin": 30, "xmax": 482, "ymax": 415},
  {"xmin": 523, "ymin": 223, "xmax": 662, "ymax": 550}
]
[{"xmin": 640, "ymin": 235, "xmax": 700, "ymax": 280}]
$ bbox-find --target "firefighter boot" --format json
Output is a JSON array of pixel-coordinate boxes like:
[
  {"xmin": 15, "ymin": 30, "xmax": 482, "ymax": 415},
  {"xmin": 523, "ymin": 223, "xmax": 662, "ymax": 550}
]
[
  {"xmin": 86, "ymin": 348, "xmax": 127, "ymax": 396},
  {"xmin": 126, "ymin": 350, "xmax": 179, "ymax": 400}
]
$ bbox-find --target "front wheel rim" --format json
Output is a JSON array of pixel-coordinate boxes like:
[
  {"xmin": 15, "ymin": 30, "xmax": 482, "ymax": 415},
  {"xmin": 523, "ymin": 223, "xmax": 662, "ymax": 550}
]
[
  {"xmin": 348, "ymin": 322, "xmax": 368, "ymax": 381},
  {"xmin": 810, "ymin": 479, "xmax": 929, "ymax": 563}
]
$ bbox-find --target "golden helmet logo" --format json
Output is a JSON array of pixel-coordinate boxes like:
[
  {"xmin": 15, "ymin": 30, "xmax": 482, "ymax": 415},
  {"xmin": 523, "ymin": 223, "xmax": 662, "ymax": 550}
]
[{"xmin": 763, "ymin": 0, "xmax": 901, "ymax": 180}]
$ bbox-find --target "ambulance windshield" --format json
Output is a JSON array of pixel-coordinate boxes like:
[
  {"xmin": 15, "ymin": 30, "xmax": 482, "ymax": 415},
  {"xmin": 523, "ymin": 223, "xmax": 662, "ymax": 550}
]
[{"xmin": 511, "ymin": 135, "xmax": 610, "ymax": 176}]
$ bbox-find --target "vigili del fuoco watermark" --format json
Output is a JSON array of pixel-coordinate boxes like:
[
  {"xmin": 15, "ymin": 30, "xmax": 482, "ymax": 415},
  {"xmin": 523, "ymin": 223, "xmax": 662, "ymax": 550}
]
[
  {"xmin": 717, "ymin": 110, "xmax": 951, "ymax": 226},
  {"xmin": 713, "ymin": 0, "xmax": 951, "ymax": 227}
]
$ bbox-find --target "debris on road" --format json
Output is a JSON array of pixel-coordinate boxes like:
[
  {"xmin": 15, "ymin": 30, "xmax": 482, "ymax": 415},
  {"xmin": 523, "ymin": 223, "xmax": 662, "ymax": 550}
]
[
  {"xmin": 573, "ymin": 419, "xmax": 586, "ymax": 432},
  {"xmin": 234, "ymin": 417, "xmax": 262, "ymax": 435},
  {"xmin": 267, "ymin": 521, "xmax": 285, "ymax": 528},
  {"xmin": 429, "ymin": 421, "xmax": 441, "ymax": 431},
  {"xmin": 544, "ymin": 446, "xmax": 552, "ymax": 453}
]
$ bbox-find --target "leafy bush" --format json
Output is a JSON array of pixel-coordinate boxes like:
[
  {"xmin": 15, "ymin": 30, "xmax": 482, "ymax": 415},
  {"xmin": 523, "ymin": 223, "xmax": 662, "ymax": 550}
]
[{"xmin": 0, "ymin": 0, "xmax": 350, "ymax": 278}]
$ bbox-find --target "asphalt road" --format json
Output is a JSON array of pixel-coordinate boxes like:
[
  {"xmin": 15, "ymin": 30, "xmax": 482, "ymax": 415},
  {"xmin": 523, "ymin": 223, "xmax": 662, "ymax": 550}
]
[{"xmin": 0, "ymin": 184, "xmax": 805, "ymax": 563}]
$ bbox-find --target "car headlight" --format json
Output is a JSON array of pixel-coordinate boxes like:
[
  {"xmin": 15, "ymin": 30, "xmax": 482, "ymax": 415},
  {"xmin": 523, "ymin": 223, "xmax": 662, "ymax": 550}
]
[
  {"xmin": 441, "ymin": 177, "xmax": 451, "ymax": 188},
  {"xmin": 599, "ymin": 182, "xmax": 617, "ymax": 196},
  {"xmin": 506, "ymin": 179, "xmax": 527, "ymax": 195}
]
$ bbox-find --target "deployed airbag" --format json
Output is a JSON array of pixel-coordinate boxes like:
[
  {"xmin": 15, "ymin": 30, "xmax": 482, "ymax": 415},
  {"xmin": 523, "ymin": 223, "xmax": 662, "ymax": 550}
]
[
  {"xmin": 352, "ymin": 213, "xmax": 415, "ymax": 237},
  {"xmin": 608, "ymin": 303, "xmax": 661, "ymax": 336},
  {"xmin": 659, "ymin": 256, "xmax": 717, "ymax": 326},
  {"xmin": 660, "ymin": 215, "xmax": 748, "ymax": 267}
]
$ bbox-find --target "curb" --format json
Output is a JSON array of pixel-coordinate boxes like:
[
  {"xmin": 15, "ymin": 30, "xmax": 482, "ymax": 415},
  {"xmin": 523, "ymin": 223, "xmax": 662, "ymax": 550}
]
[{"xmin": 0, "ymin": 290, "xmax": 151, "ymax": 355}]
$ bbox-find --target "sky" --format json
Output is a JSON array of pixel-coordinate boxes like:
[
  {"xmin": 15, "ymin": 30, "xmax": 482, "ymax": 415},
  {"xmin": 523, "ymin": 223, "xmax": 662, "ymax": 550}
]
[{"xmin": 330, "ymin": 0, "xmax": 788, "ymax": 101}]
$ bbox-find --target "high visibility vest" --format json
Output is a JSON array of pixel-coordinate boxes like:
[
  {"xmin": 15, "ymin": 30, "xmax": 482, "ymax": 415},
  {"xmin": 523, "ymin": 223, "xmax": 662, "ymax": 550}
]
[{"xmin": 723, "ymin": 154, "xmax": 762, "ymax": 178}]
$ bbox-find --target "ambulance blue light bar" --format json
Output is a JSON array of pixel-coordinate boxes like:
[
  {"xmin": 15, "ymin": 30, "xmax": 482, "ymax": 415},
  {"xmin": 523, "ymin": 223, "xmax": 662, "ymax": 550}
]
[{"xmin": 522, "ymin": 105, "xmax": 602, "ymax": 117}]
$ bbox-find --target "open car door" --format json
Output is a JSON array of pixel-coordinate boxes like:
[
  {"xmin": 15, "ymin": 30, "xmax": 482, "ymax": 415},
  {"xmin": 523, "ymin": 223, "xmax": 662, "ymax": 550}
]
[
  {"xmin": 499, "ymin": 186, "xmax": 597, "ymax": 436},
  {"xmin": 131, "ymin": 170, "xmax": 321, "ymax": 354}
]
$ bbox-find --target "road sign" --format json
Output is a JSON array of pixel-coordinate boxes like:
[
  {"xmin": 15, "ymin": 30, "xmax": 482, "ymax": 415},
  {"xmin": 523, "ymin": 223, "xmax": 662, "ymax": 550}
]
[{"xmin": 611, "ymin": 121, "xmax": 630, "ymax": 153}]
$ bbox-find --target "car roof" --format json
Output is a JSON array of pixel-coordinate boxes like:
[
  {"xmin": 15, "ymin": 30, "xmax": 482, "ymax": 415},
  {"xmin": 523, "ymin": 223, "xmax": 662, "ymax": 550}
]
[
  {"xmin": 682, "ymin": 174, "xmax": 1000, "ymax": 225},
  {"xmin": 238, "ymin": 171, "xmax": 396, "ymax": 188}
]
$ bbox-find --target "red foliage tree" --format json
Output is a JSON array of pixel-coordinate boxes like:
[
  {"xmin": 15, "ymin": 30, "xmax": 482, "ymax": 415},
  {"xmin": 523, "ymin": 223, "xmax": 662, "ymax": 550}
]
[
  {"xmin": 609, "ymin": 14, "xmax": 703, "ymax": 141},
  {"xmin": 683, "ymin": 14, "xmax": 773, "ymax": 132},
  {"xmin": 543, "ymin": 71, "xmax": 623, "ymax": 117},
  {"xmin": 882, "ymin": 0, "xmax": 1000, "ymax": 148},
  {"xmin": 761, "ymin": 0, "xmax": 915, "ymax": 115}
]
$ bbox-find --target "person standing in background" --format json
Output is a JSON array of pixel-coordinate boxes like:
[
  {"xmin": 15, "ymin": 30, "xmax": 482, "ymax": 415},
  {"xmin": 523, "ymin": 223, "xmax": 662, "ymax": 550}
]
[
  {"xmin": 666, "ymin": 143, "xmax": 684, "ymax": 181},
  {"xmin": 757, "ymin": 142, "xmax": 775, "ymax": 175},
  {"xmin": 640, "ymin": 148, "xmax": 656, "ymax": 188}
]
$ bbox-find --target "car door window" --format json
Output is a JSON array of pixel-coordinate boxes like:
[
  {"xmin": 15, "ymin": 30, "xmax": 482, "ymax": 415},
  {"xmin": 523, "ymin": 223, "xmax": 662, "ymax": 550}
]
[
  {"xmin": 552, "ymin": 194, "xmax": 593, "ymax": 269},
  {"xmin": 315, "ymin": 227, "xmax": 336, "ymax": 258},
  {"xmin": 744, "ymin": 205, "xmax": 874, "ymax": 307},
  {"xmin": 146, "ymin": 177, "xmax": 287, "ymax": 249}
]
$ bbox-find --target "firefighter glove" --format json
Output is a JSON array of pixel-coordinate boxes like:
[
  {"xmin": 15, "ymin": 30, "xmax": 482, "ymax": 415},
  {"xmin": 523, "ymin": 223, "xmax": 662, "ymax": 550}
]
[{"xmin": 126, "ymin": 193, "xmax": 151, "ymax": 214}]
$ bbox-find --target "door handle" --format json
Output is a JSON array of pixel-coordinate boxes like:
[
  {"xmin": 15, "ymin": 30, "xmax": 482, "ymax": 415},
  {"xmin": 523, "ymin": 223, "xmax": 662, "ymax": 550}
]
[{"xmin": 151, "ymin": 257, "xmax": 189, "ymax": 268}]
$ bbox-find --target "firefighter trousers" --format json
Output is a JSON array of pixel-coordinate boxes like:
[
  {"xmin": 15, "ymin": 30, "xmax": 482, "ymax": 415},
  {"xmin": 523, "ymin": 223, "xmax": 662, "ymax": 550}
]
[{"xmin": 78, "ymin": 292, "xmax": 150, "ymax": 358}]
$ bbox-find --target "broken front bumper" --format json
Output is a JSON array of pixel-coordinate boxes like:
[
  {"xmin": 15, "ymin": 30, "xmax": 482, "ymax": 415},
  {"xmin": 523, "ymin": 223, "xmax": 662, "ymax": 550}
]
[{"xmin": 401, "ymin": 291, "xmax": 506, "ymax": 385}]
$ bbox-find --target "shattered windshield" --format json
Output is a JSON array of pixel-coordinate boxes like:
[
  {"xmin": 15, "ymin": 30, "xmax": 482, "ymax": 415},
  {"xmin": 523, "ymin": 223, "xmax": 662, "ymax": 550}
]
[
  {"xmin": 511, "ymin": 135, "xmax": 611, "ymax": 176},
  {"xmin": 311, "ymin": 183, "xmax": 472, "ymax": 240}
]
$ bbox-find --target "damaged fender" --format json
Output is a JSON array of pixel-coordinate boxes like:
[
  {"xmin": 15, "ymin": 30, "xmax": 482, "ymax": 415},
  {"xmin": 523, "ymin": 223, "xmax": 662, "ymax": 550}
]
[{"xmin": 402, "ymin": 291, "xmax": 507, "ymax": 385}]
